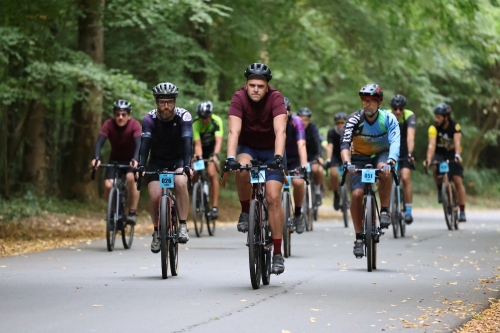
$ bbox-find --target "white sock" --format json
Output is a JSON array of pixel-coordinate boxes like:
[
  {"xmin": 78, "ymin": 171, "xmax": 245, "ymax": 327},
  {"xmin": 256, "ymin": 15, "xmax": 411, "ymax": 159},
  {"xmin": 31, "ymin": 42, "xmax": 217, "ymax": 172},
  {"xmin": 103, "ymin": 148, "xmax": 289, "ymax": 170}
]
[{"xmin": 314, "ymin": 184, "xmax": 321, "ymax": 194}]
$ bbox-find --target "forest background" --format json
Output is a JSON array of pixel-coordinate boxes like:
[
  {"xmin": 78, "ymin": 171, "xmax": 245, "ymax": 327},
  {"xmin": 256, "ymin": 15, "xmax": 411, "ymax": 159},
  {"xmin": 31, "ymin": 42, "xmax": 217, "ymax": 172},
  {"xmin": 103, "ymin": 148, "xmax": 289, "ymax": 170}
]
[{"xmin": 1, "ymin": 0, "xmax": 500, "ymax": 221}]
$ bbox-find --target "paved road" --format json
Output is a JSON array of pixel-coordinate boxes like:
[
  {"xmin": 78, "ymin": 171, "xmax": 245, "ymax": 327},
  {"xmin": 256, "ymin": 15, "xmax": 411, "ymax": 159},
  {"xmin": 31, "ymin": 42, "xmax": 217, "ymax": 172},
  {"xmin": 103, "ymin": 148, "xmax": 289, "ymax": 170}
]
[{"xmin": 1, "ymin": 210, "xmax": 499, "ymax": 333}]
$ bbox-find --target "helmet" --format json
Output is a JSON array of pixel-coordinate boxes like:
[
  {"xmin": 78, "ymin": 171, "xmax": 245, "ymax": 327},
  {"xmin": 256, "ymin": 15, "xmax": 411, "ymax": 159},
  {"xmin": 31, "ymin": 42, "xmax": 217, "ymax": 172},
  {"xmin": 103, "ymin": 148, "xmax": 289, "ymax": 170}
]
[
  {"xmin": 334, "ymin": 112, "xmax": 348, "ymax": 122},
  {"xmin": 297, "ymin": 107, "xmax": 312, "ymax": 117},
  {"xmin": 359, "ymin": 84, "xmax": 383, "ymax": 101},
  {"xmin": 196, "ymin": 101, "xmax": 214, "ymax": 119},
  {"xmin": 283, "ymin": 97, "xmax": 291, "ymax": 110},
  {"xmin": 390, "ymin": 94, "xmax": 407, "ymax": 108},
  {"xmin": 152, "ymin": 82, "xmax": 179, "ymax": 99},
  {"xmin": 244, "ymin": 63, "xmax": 272, "ymax": 82},
  {"xmin": 113, "ymin": 99, "xmax": 132, "ymax": 112},
  {"xmin": 433, "ymin": 103, "xmax": 451, "ymax": 116}
]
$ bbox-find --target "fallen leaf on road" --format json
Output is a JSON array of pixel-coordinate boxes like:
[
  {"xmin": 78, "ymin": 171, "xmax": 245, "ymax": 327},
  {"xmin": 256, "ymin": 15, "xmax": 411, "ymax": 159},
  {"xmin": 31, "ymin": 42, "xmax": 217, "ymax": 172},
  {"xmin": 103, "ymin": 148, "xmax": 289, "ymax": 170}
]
[
  {"xmin": 446, "ymin": 282, "xmax": 458, "ymax": 285},
  {"xmin": 92, "ymin": 304, "xmax": 103, "ymax": 307},
  {"xmin": 240, "ymin": 299, "xmax": 246, "ymax": 302},
  {"xmin": 76, "ymin": 286, "xmax": 82, "ymax": 289},
  {"xmin": 391, "ymin": 304, "xmax": 398, "ymax": 307},
  {"xmin": 310, "ymin": 308, "xmax": 322, "ymax": 312},
  {"xmin": 310, "ymin": 317, "xmax": 316, "ymax": 323},
  {"xmin": 281, "ymin": 330, "xmax": 290, "ymax": 333},
  {"xmin": 280, "ymin": 281, "xmax": 286, "ymax": 284}
]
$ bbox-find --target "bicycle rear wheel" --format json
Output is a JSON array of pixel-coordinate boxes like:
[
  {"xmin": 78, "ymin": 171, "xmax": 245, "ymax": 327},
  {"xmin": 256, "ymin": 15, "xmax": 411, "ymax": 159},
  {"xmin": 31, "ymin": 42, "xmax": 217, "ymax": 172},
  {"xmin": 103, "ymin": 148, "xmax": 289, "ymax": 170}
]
[
  {"xmin": 261, "ymin": 210, "xmax": 272, "ymax": 285},
  {"xmin": 206, "ymin": 189, "xmax": 216, "ymax": 236},
  {"xmin": 364, "ymin": 197, "xmax": 374, "ymax": 272},
  {"xmin": 390, "ymin": 184, "xmax": 399, "ymax": 239},
  {"xmin": 441, "ymin": 183, "xmax": 453, "ymax": 230},
  {"xmin": 341, "ymin": 185, "xmax": 349, "ymax": 228},
  {"xmin": 192, "ymin": 182, "xmax": 204, "ymax": 237},
  {"xmin": 281, "ymin": 192, "xmax": 291, "ymax": 258},
  {"xmin": 121, "ymin": 218, "xmax": 135, "ymax": 249},
  {"xmin": 399, "ymin": 187, "xmax": 406, "ymax": 237},
  {"xmin": 451, "ymin": 183, "xmax": 459, "ymax": 230},
  {"xmin": 106, "ymin": 188, "xmax": 118, "ymax": 252},
  {"xmin": 160, "ymin": 196, "xmax": 169, "ymax": 279},
  {"xmin": 304, "ymin": 184, "xmax": 313, "ymax": 231},
  {"xmin": 169, "ymin": 203, "xmax": 179, "ymax": 276},
  {"xmin": 248, "ymin": 200, "xmax": 262, "ymax": 289}
]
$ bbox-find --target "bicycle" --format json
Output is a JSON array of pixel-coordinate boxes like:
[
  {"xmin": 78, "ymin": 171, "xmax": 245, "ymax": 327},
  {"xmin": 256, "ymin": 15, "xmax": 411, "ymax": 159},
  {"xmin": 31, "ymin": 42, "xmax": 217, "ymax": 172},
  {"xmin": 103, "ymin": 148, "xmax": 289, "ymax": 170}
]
[
  {"xmin": 390, "ymin": 159, "xmax": 414, "ymax": 238},
  {"xmin": 426, "ymin": 160, "xmax": 459, "ymax": 231},
  {"xmin": 91, "ymin": 162, "xmax": 134, "ymax": 252},
  {"xmin": 221, "ymin": 159, "xmax": 289, "ymax": 289},
  {"xmin": 136, "ymin": 169, "xmax": 188, "ymax": 279},
  {"xmin": 337, "ymin": 165, "xmax": 350, "ymax": 228},
  {"xmin": 192, "ymin": 158, "xmax": 219, "ymax": 237},
  {"xmin": 281, "ymin": 169, "xmax": 309, "ymax": 258},
  {"xmin": 303, "ymin": 158, "xmax": 328, "ymax": 230},
  {"xmin": 340, "ymin": 164, "xmax": 399, "ymax": 272}
]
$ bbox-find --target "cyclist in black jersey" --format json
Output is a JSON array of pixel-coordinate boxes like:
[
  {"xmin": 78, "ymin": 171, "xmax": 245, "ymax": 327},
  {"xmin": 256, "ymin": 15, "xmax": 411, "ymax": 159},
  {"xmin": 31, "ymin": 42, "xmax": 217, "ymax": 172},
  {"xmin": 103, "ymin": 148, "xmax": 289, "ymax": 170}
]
[
  {"xmin": 297, "ymin": 107, "xmax": 324, "ymax": 206},
  {"xmin": 326, "ymin": 112, "xmax": 347, "ymax": 210},
  {"xmin": 423, "ymin": 103, "xmax": 467, "ymax": 222},
  {"xmin": 389, "ymin": 95, "xmax": 416, "ymax": 224},
  {"xmin": 137, "ymin": 82, "xmax": 194, "ymax": 252}
]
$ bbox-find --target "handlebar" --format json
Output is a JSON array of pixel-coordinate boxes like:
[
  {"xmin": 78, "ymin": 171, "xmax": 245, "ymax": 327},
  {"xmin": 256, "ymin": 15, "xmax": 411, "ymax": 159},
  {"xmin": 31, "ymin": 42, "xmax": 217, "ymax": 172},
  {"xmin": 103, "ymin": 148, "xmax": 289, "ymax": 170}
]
[
  {"xmin": 220, "ymin": 161, "xmax": 289, "ymax": 188},
  {"xmin": 135, "ymin": 169, "xmax": 191, "ymax": 191},
  {"xmin": 91, "ymin": 162, "xmax": 131, "ymax": 181},
  {"xmin": 340, "ymin": 165, "xmax": 399, "ymax": 187}
]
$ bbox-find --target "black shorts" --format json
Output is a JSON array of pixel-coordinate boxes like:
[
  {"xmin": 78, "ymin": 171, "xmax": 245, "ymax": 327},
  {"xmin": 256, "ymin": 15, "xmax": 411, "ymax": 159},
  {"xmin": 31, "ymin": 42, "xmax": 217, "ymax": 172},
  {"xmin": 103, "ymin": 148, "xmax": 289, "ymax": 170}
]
[
  {"xmin": 147, "ymin": 158, "xmax": 184, "ymax": 184},
  {"xmin": 329, "ymin": 155, "xmax": 342, "ymax": 167},
  {"xmin": 104, "ymin": 160, "xmax": 133, "ymax": 180},
  {"xmin": 432, "ymin": 154, "xmax": 464, "ymax": 178},
  {"xmin": 287, "ymin": 156, "xmax": 301, "ymax": 171},
  {"xmin": 398, "ymin": 158, "xmax": 413, "ymax": 170},
  {"xmin": 350, "ymin": 151, "xmax": 389, "ymax": 191}
]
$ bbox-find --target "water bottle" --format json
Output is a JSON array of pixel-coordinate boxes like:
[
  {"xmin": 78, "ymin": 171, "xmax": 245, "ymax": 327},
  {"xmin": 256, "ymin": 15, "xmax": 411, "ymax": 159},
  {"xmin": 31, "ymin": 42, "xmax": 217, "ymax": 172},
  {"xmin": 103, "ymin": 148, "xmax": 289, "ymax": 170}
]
[{"xmin": 203, "ymin": 182, "xmax": 209, "ymax": 196}]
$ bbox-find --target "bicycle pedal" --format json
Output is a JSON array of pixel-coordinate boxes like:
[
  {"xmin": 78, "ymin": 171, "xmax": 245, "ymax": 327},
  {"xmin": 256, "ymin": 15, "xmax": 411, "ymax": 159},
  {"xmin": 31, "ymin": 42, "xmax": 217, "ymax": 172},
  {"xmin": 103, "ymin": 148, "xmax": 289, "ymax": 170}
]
[{"xmin": 355, "ymin": 255, "xmax": 363, "ymax": 259}]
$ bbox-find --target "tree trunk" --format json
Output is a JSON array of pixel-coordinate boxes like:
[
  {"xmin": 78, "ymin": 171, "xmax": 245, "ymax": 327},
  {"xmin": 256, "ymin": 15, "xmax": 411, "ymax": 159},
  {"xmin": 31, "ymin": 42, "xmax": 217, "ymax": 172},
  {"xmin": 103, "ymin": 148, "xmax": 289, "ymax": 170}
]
[
  {"xmin": 63, "ymin": 0, "xmax": 104, "ymax": 199},
  {"xmin": 464, "ymin": 107, "xmax": 500, "ymax": 169},
  {"xmin": 22, "ymin": 101, "xmax": 48, "ymax": 194}
]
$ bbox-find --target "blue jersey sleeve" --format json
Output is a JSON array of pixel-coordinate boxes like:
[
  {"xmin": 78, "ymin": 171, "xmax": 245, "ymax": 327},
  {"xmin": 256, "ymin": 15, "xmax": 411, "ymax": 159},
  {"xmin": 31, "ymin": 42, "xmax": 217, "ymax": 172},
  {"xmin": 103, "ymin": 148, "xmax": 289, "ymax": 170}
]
[{"xmin": 387, "ymin": 112, "xmax": 401, "ymax": 162}]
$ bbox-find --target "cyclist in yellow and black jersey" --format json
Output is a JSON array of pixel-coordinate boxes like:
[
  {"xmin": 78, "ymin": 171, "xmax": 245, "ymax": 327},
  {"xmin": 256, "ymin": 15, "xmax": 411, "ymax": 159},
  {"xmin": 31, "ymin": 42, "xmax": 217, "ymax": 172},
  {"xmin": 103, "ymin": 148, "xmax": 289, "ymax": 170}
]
[{"xmin": 423, "ymin": 103, "xmax": 467, "ymax": 222}]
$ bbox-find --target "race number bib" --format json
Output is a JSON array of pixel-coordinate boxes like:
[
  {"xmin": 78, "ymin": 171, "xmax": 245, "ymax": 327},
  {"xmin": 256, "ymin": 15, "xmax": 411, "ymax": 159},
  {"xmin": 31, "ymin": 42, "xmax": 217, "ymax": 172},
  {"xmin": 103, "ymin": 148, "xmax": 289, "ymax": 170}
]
[
  {"xmin": 306, "ymin": 162, "xmax": 311, "ymax": 173},
  {"xmin": 193, "ymin": 159, "xmax": 205, "ymax": 171},
  {"xmin": 338, "ymin": 165, "xmax": 344, "ymax": 175},
  {"xmin": 361, "ymin": 169, "xmax": 375, "ymax": 183},
  {"xmin": 159, "ymin": 174, "xmax": 174, "ymax": 188},
  {"xmin": 439, "ymin": 162, "xmax": 449, "ymax": 173},
  {"xmin": 250, "ymin": 170, "xmax": 266, "ymax": 184}
]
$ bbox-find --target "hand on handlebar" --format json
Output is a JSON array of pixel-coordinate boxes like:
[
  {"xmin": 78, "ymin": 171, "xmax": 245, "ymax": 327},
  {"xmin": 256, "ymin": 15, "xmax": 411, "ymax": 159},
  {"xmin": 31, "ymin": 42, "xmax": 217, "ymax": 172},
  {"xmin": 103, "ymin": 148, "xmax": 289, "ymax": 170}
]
[
  {"xmin": 135, "ymin": 165, "xmax": 145, "ymax": 181},
  {"xmin": 382, "ymin": 159, "xmax": 395, "ymax": 175},
  {"xmin": 455, "ymin": 154, "xmax": 462, "ymax": 165},
  {"xmin": 423, "ymin": 160, "xmax": 429, "ymax": 169},
  {"xmin": 130, "ymin": 159, "xmax": 138, "ymax": 169},
  {"xmin": 346, "ymin": 162, "xmax": 356, "ymax": 174},
  {"xmin": 225, "ymin": 157, "xmax": 240, "ymax": 171},
  {"xmin": 183, "ymin": 165, "xmax": 193, "ymax": 178},
  {"xmin": 91, "ymin": 159, "xmax": 101, "ymax": 170},
  {"xmin": 408, "ymin": 153, "xmax": 415, "ymax": 165},
  {"xmin": 267, "ymin": 155, "xmax": 284, "ymax": 170}
]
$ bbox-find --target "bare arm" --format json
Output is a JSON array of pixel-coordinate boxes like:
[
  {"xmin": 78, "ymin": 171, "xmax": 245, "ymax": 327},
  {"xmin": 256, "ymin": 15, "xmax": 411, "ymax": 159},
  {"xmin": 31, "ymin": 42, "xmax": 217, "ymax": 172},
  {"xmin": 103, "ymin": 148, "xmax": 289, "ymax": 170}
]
[
  {"xmin": 227, "ymin": 115, "xmax": 241, "ymax": 157},
  {"xmin": 214, "ymin": 136, "xmax": 222, "ymax": 155},
  {"xmin": 297, "ymin": 139, "xmax": 308, "ymax": 167},
  {"xmin": 341, "ymin": 149, "xmax": 351, "ymax": 164},
  {"xmin": 193, "ymin": 140, "xmax": 203, "ymax": 158},
  {"xmin": 407, "ymin": 127, "xmax": 415, "ymax": 154},
  {"xmin": 326, "ymin": 143, "xmax": 333, "ymax": 160},
  {"xmin": 425, "ymin": 137, "xmax": 436, "ymax": 165},
  {"xmin": 454, "ymin": 132, "xmax": 462, "ymax": 163},
  {"xmin": 273, "ymin": 114, "xmax": 287, "ymax": 156}
]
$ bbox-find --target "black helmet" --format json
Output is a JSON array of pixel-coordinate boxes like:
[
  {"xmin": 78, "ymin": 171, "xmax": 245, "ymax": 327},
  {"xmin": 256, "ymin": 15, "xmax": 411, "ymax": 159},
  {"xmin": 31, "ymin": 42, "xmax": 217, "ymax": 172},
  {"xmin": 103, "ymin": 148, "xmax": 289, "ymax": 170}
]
[
  {"xmin": 244, "ymin": 63, "xmax": 272, "ymax": 82},
  {"xmin": 433, "ymin": 103, "xmax": 451, "ymax": 116},
  {"xmin": 297, "ymin": 107, "xmax": 312, "ymax": 117},
  {"xmin": 359, "ymin": 84, "xmax": 383, "ymax": 101},
  {"xmin": 113, "ymin": 99, "xmax": 132, "ymax": 112},
  {"xmin": 196, "ymin": 101, "xmax": 213, "ymax": 119},
  {"xmin": 283, "ymin": 97, "xmax": 291, "ymax": 111},
  {"xmin": 390, "ymin": 94, "xmax": 407, "ymax": 108},
  {"xmin": 334, "ymin": 112, "xmax": 348, "ymax": 121},
  {"xmin": 152, "ymin": 82, "xmax": 179, "ymax": 99}
]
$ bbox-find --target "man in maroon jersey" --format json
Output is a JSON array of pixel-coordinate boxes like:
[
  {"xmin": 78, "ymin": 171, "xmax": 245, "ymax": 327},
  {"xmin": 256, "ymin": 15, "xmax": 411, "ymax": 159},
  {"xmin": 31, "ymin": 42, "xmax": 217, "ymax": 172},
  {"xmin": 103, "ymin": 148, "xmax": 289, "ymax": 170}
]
[
  {"xmin": 224, "ymin": 63, "xmax": 287, "ymax": 275},
  {"xmin": 92, "ymin": 100, "xmax": 141, "ymax": 224}
]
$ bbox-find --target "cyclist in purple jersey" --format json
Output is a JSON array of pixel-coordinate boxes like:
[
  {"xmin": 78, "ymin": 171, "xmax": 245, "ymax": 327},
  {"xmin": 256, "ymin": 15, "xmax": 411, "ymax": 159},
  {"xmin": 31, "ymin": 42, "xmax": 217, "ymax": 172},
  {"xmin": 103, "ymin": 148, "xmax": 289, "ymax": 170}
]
[
  {"xmin": 326, "ymin": 112, "xmax": 347, "ymax": 210},
  {"xmin": 283, "ymin": 97, "xmax": 308, "ymax": 234},
  {"xmin": 92, "ymin": 99, "xmax": 141, "ymax": 224},
  {"xmin": 136, "ymin": 82, "xmax": 193, "ymax": 252}
]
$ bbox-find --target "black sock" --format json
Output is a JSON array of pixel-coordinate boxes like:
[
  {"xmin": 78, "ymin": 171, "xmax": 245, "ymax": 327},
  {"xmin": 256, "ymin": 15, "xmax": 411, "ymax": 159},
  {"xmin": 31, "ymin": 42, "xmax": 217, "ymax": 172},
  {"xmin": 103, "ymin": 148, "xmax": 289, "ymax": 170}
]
[
  {"xmin": 381, "ymin": 207, "xmax": 388, "ymax": 213},
  {"xmin": 334, "ymin": 191, "xmax": 339, "ymax": 197},
  {"xmin": 154, "ymin": 227, "xmax": 158, "ymax": 231},
  {"xmin": 129, "ymin": 210, "xmax": 136, "ymax": 215},
  {"xmin": 294, "ymin": 207, "xmax": 301, "ymax": 217},
  {"xmin": 356, "ymin": 233, "xmax": 363, "ymax": 240},
  {"xmin": 180, "ymin": 220, "xmax": 186, "ymax": 224}
]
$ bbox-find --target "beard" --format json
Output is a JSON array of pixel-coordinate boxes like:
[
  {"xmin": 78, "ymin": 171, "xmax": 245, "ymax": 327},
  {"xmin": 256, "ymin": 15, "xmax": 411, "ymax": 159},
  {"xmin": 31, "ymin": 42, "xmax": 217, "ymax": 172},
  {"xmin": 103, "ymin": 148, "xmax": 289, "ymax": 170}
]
[{"xmin": 364, "ymin": 108, "xmax": 378, "ymax": 117}]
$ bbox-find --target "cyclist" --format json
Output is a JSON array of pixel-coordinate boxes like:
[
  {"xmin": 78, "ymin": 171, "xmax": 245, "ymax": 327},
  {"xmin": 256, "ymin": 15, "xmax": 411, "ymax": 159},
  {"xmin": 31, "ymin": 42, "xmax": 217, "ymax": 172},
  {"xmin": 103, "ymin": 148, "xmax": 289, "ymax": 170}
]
[
  {"xmin": 283, "ymin": 97, "xmax": 308, "ymax": 234},
  {"xmin": 326, "ymin": 112, "xmax": 348, "ymax": 210},
  {"xmin": 192, "ymin": 101, "xmax": 224, "ymax": 219},
  {"xmin": 137, "ymin": 82, "xmax": 193, "ymax": 253},
  {"xmin": 225, "ymin": 63, "xmax": 287, "ymax": 274},
  {"xmin": 341, "ymin": 84, "xmax": 400, "ymax": 258},
  {"xmin": 423, "ymin": 103, "xmax": 467, "ymax": 222},
  {"xmin": 91, "ymin": 99, "xmax": 141, "ymax": 224},
  {"xmin": 388, "ymin": 94, "xmax": 416, "ymax": 224},
  {"xmin": 297, "ymin": 107, "xmax": 324, "ymax": 207}
]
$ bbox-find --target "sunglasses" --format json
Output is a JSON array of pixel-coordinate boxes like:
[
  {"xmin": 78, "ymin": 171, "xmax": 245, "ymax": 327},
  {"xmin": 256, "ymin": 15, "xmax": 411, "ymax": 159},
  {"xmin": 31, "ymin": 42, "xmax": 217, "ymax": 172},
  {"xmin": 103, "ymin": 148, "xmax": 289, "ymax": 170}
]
[
  {"xmin": 157, "ymin": 99, "xmax": 176, "ymax": 106},
  {"xmin": 114, "ymin": 112, "xmax": 129, "ymax": 118},
  {"xmin": 335, "ymin": 121, "xmax": 346, "ymax": 125},
  {"xmin": 392, "ymin": 107, "xmax": 404, "ymax": 111}
]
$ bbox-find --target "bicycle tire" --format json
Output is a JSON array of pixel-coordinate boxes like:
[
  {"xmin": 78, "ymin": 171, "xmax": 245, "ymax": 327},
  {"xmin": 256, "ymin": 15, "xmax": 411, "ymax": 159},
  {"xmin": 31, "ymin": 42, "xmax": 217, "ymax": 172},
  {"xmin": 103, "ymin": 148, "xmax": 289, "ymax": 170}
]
[
  {"xmin": 248, "ymin": 200, "xmax": 262, "ymax": 289},
  {"xmin": 372, "ymin": 199, "xmax": 377, "ymax": 270},
  {"xmin": 390, "ymin": 184, "xmax": 399, "ymax": 239},
  {"xmin": 304, "ymin": 184, "xmax": 313, "ymax": 231},
  {"xmin": 206, "ymin": 184, "xmax": 216, "ymax": 236},
  {"xmin": 160, "ymin": 196, "xmax": 169, "ymax": 279},
  {"xmin": 364, "ymin": 197, "xmax": 374, "ymax": 272},
  {"xmin": 441, "ymin": 183, "xmax": 453, "ymax": 231},
  {"xmin": 169, "ymin": 203, "xmax": 179, "ymax": 276},
  {"xmin": 399, "ymin": 187, "xmax": 406, "ymax": 237},
  {"xmin": 261, "ymin": 207, "xmax": 272, "ymax": 285},
  {"xmin": 341, "ymin": 185, "xmax": 349, "ymax": 228},
  {"xmin": 281, "ymin": 192, "xmax": 291, "ymax": 258},
  {"xmin": 106, "ymin": 188, "xmax": 118, "ymax": 252},
  {"xmin": 192, "ymin": 182, "xmax": 204, "ymax": 237},
  {"xmin": 313, "ymin": 205, "xmax": 318, "ymax": 222},
  {"xmin": 451, "ymin": 183, "xmax": 459, "ymax": 230},
  {"xmin": 121, "ymin": 215, "xmax": 135, "ymax": 249}
]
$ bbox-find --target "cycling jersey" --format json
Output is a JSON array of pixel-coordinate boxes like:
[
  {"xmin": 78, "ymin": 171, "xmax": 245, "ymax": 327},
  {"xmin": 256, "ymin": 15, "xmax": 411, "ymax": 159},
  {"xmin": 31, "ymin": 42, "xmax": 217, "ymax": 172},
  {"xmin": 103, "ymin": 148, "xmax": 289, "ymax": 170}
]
[
  {"xmin": 428, "ymin": 119, "xmax": 461, "ymax": 159},
  {"xmin": 388, "ymin": 109, "xmax": 416, "ymax": 155},
  {"xmin": 192, "ymin": 114, "xmax": 223, "ymax": 157},
  {"xmin": 285, "ymin": 115, "xmax": 305, "ymax": 158},
  {"xmin": 139, "ymin": 108, "xmax": 193, "ymax": 167},
  {"xmin": 305, "ymin": 123, "xmax": 322, "ymax": 161},
  {"xmin": 327, "ymin": 127, "xmax": 342, "ymax": 160},
  {"xmin": 94, "ymin": 118, "xmax": 141, "ymax": 161},
  {"xmin": 341, "ymin": 109, "xmax": 400, "ymax": 162}
]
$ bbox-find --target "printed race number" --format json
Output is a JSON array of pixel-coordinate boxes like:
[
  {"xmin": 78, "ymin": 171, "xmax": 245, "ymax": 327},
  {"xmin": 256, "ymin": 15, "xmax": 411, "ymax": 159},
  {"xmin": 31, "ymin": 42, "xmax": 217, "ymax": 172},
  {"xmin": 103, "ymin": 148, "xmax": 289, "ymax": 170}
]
[
  {"xmin": 250, "ymin": 170, "xmax": 266, "ymax": 184},
  {"xmin": 193, "ymin": 159, "xmax": 205, "ymax": 171},
  {"xmin": 439, "ymin": 162, "xmax": 449, "ymax": 173},
  {"xmin": 159, "ymin": 174, "xmax": 174, "ymax": 188},
  {"xmin": 361, "ymin": 169, "xmax": 376, "ymax": 183}
]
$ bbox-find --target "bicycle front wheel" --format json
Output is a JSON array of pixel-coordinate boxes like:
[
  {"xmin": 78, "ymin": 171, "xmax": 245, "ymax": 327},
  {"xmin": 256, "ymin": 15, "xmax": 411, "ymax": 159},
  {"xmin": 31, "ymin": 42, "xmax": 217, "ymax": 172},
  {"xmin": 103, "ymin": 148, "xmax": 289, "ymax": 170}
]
[
  {"xmin": 304, "ymin": 184, "xmax": 313, "ymax": 231},
  {"xmin": 192, "ymin": 182, "xmax": 204, "ymax": 237},
  {"xmin": 282, "ymin": 192, "xmax": 291, "ymax": 258},
  {"xmin": 341, "ymin": 185, "xmax": 349, "ymax": 228},
  {"xmin": 441, "ymin": 183, "xmax": 453, "ymax": 230},
  {"xmin": 106, "ymin": 188, "xmax": 118, "ymax": 252},
  {"xmin": 364, "ymin": 197, "xmax": 375, "ymax": 272},
  {"xmin": 390, "ymin": 184, "xmax": 399, "ymax": 239},
  {"xmin": 206, "ymin": 189, "xmax": 216, "ymax": 236},
  {"xmin": 248, "ymin": 200, "xmax": 262, "ymax": 289},
  {"xmin": 160, "ymin": 196, "xmax": 169, "ymax": 279},
  {"xmin": 451, "ymin": 183, "xmax": 459, "ymax": 230},
  {"xmin": 399, "ymin": 187, "xmax": 406, "ymax": 237},
  {"xmin": 169, "ymin": 203, "xmax": 179, "ymax": 276}
]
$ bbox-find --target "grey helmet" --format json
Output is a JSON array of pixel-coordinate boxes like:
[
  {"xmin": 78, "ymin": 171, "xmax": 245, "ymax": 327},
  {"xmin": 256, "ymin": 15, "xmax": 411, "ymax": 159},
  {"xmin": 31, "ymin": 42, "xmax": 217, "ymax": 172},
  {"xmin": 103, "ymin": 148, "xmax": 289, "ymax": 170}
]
[
  {"xmin": 113, "ymin": 99, "xmax": 132, "ymax": 112},
  {"xmin": 297, "ymin": 107, "xmax": 312, "ymax": 117},
  {"xmin": 433, "ymin": 103, "xmax": 451, "ymax": 116},
  {"xmin": 359, "ymin": 84, "xmax": 383, "ymax": 101},
  {"xmin": 390, "ymin": 94, "xmax": 407, "ymax": 108},
  {"xmin": 244, "ymin": 63, "xmax": 272, "ymax": 82},
  {"xmin": 334, "ymin": 112, "xmax": 348, "ymax": 121},
  {"xmin": 152, "ymin": 82, "xmax": 179, "ymax": 99},
  {"xmin": 196, "ymin": 101, "xmax": 214, "ymax": 119},
  {"xmin": 283, "ymin": 97, "xmax": 291, "ymax": 111}
]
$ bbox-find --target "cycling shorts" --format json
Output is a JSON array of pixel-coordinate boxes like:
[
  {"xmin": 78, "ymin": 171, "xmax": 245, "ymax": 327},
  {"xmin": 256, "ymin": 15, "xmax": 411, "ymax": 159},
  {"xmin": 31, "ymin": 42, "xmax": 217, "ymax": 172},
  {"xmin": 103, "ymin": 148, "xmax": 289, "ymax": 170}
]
[{"xmin": 237, "ymin": 145, "xmax": 287, "ymax": 183}]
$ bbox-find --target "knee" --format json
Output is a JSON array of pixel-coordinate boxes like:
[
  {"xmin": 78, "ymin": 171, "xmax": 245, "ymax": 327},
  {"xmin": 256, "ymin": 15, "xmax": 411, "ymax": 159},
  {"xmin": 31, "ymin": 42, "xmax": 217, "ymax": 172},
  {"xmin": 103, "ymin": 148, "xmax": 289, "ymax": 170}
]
[
  {"xmin": 104, "ymin": 180, "xmax": 113, "ymax": 190},
  {"xmin": 351, "ymin": 189, "xmax": 364, "ymax": 200},
  {"xmin": 266, "ymin": 190, "xmax": 281, "ymax": 206},
  {"xmin": 175, "ymin": 178, "xmax": 187, "ymax": 191}
]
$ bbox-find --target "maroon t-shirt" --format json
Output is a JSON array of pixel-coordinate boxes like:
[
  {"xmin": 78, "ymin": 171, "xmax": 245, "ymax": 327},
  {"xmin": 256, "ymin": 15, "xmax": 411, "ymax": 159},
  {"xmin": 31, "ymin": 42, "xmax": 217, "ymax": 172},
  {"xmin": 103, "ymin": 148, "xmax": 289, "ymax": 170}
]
[
  {"xmin": 100, "ymin": 118, "xmax": 142, "ymax": 160},
  {"xmin": 228, "ymin": 86, "xmax": 287, "ymax": 150}
]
